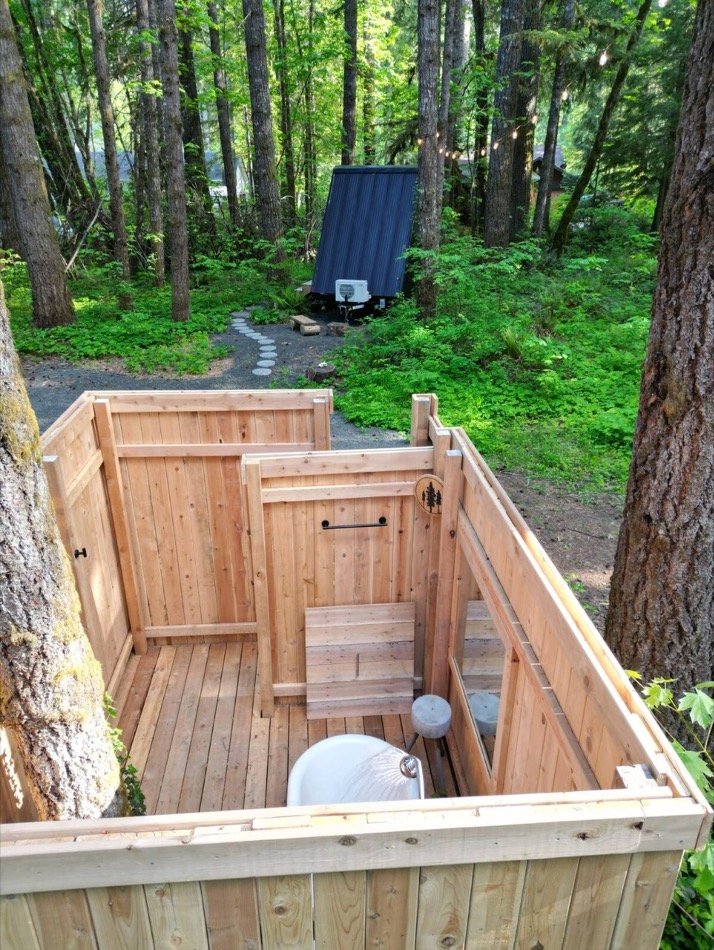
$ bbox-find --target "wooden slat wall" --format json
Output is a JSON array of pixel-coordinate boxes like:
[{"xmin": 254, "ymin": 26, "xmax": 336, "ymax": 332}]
[
  {"xmin": 41, "ymin": 396, "xmax": 131, "ymax": 688},
  {"xmin": 103, "ymin": 391, "xmax": 332, "ymax": 644},
  {"xmin": 0, "ymin": 851, "xmax": 683, "ymax": 950},
  {"xmin": 245, "ymin": 449, "xmax": 438, "ymax": 704}
]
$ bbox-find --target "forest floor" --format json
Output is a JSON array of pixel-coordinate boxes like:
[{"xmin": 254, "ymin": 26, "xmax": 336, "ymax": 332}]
[{"xmin": 23, "ymin": 308, "xmax": 623, "ymax": 633}]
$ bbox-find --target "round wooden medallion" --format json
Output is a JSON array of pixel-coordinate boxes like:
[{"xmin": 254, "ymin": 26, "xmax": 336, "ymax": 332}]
[{"xmin": 414, "ymin": 474, "xmax": 445, "ymax": 515}]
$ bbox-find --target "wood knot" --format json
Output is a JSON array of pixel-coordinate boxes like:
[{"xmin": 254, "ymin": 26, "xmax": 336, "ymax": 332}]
[
  {"xmin": 405, "ymin": 837, "xmax": 418, "ymax": 845},
  {"xmin": 274, "ymin": 904, "xmax": 287, "ymax": 916},
  {"xmin": 338, "ymin": 835, "xmax": 357, "ymax": 846},
  {"xmin": 441, "ymin": 937, "xmax": 456, "ymax": 948}
]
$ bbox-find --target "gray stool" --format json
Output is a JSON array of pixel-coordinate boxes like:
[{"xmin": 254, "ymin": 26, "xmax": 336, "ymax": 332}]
[{"xmin": 406, "ymin": 694, "xmax": 452, "ymax": 796}]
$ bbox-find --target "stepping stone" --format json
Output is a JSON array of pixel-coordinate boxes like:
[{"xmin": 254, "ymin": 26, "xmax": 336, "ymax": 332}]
[
  {"xmin": 260, "ymin": 345, "xmax": 277, "ymax": 352},
  {"xmin": 252, "ymin": 367, "xmax": 272, "ymax": 376},
  {"xmin": 257, "ymin": 359, "xmax": 276, "ymax": 368}
]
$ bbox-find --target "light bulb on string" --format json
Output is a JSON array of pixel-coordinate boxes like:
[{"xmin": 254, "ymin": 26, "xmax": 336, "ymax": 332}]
[
  {"xmin": 511, "ymin": 130, "xmax": 518, "ymax": 140},
  {"xmin": 658, "ymin": 0, "xmax": 668, "ymax": 6},
  {"xmin": 599, "ymin": 50, "xmax": 608, "ymax": 66},
  {"xmin": 493, "ymin": 141, "xmax": 499, "ymax": 150},
  {"xmin": 417, "ymin": 138, "xmax": 423, "ymax": 146},
  {"xmin": 561, "ymin": 88, "xmax": 569, "ymax": 101},
  {"xmin": 480, "ymin": 148, "xmax": 486, "ymax": 157}
]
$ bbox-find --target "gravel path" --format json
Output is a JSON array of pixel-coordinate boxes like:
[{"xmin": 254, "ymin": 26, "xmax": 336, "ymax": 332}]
[{"xmin": 23, "ymin": 309, "xmax": 408, "ymax": 451}]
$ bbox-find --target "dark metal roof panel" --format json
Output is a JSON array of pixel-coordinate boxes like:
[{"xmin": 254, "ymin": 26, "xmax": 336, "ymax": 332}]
[{"xmin": 312, "ymin": 166, "xmax": 418, "ymax": 298}]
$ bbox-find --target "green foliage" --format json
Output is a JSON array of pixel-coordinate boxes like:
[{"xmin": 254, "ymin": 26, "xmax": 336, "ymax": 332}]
[
  {"xmin": 335, "ymin": 211, "xmax": 656, "ymax": 490},
  {"xmin": 103, "ymin": 694, "xmax": 145, "ymax": 817},
  {"xmin": 629, "ymin": 675, "xmax": 714, "ymax": 948},
  {"xmin": 5, "ymin": 257, "xmax": 274, "ymax": 375}
]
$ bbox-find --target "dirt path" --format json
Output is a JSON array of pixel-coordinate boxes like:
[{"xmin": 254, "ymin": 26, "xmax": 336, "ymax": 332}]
[{"xmin": 23, "ymin": 312, "xmax": 622, "ymax": 631}]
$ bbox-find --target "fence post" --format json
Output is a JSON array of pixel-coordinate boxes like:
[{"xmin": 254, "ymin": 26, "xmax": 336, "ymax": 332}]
[
  {"xmin": 312, "ymin": 397, "xmax": 331, "ymax": 450},
  {"xmin": 93, "ymin": 400, "xmax": 148, "ymax": 655},
  {"xmin": 410, "ymin": 395, "xmax": 431, "ymax": 446}
]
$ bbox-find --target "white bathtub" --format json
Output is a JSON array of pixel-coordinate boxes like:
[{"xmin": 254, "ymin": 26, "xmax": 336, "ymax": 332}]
[{"xmin": 286, "ymin": 734, "xmax": 425, "ymax": 806}]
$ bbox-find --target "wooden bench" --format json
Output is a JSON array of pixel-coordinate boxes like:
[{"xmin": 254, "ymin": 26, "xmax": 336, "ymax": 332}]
[
  {"xmin": 289, "ymin": 313, "xmax": 321, "ymax": 335},
  {"xmin": 304, "ymin": 602, "xmax": 416, "ymax": 719}
]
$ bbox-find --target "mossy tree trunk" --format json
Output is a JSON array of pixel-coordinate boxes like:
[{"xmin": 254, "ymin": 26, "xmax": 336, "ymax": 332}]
[
  {"xmin": 0, "ymin": 284, "xmax": 122, "ymax": 820},
  {"xmin": 605, "ymin": 0, "xmax": 714, "ymax": 693},
  {"xmin": 0, "ymin": 0, "xmax": 75, "ymax": 329}
]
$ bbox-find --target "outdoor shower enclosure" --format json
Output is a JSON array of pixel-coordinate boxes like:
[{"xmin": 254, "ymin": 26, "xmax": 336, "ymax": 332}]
[{"xmin": 0, "ymin": 390, "xmax": 709, "ymax": 949}]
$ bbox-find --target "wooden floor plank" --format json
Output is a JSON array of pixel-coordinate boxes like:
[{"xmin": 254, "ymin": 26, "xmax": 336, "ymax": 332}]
[
  {"xmin": 141, "ymin": 647, "xmax": 192, "ymax": 814},
  {"xmin": 222, "ymin": 643, "xmax": 258, "ymax": 810},
  {"xmin": 178, "ymin": 644, "xmax": 226, "ymax": 813},
  {"xmin": 265, "ymin": 705, "xmax": 290, "ymax": 808},
  {"xmin": 117, "ymin": 649, "xmax": 159, "ymax": 750},
  {"xmin": 201, "ymin": 644, "xmax": 241, "ymax": 812},
  {"xmin": 155, "ymin": 645, "xmax": 210, "ymax": 814},
  {"xmin": 112, "ymin": 643, "xmax": 467, "ymax": 816}
]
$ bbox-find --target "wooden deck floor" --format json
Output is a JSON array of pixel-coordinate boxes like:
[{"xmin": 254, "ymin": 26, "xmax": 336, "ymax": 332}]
[{"xmin": 115, "ymin": 643, "xmax": 461, "ymax": 814}]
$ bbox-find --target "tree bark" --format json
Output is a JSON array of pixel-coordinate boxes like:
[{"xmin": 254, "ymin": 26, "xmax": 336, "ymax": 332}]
[
  {"xmin": 416, "ymin": 0, "xmax": 440, "ymax": 316},
  {"xmin": 86, "ymin": 0, "xmax": 131, "ymax": 278},
  {"xmin": 362, "ymin": 22, "xmax": 376, "ymax": 163},
  {"xmin": 604, "ymin": 0, "xmax": 714, "ymax": 692},
  {"xmin": 510, "ymin": 0, "xmax": 540, "ymax": 237},
  {"xmin": 471, "ymin": 0, "xmax": 488, "ymax": 232},
  {"xmin": 533, "ymin": 0, "xmax": 575, "ymax": 236},
  {"xmin": 242, "ymin": 0, "xmax": 284, "ymax": 252},
  {"xmin": 0, "ymin": 144, "xmax": 22, "ymax": 252},
  {"xmin": 341, "ymin": 0, "xmax": 358, "ymax": 165},
  {"xmin": 178, "ymin": 28, "xmax": 218, "ymax": 246},
  {"xmin": 551, "ymin": 0, "xmax": 653, "ymax": 255},
  {"xmin": 136, "ymin": 0, "xmax": 165, "ymax": 285},
  {"xmin": 157, "ymin": 0, "xmax": 190, "ymax": 321},
  {"xmin": 0, "ymin": 284, "xmax": 122, "ymax": 820},
  {"xmin": 483, "ymin": 0, "xmax": 525, "ymax": 247},
  {"xmin": 0, "ymin": 0, "xmax": 74, "ymax": 328},
  {"xmin": 208, "ymin": 0, "xmax": 239, "ymax": 229},
  {"xmin": 437, "ymin": 0, "xmax": 457, "ymax": 199},
  {"xmin": 272, "ymin": 0, "xmax": 296, "ymax": 224},
  {"xmin": 304, "ymin": 0, "xmax": 317, "ymax": 227}
]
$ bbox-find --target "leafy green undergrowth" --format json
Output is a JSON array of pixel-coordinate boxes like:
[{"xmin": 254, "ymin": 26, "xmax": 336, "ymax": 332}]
[
  {"xmin": 4, "ymin": 255, "xmax": 280, "ymax": 375},
  {"xmin": 631, "ymin": 677, "xmax": 714, "ymax": 949},
  {"xmin": 335, "ymin": 208, "xmax": 656, "ymax": 491}
]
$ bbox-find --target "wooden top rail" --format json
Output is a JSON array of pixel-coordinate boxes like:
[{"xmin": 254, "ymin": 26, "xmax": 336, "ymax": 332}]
[
  {"xmin": 1, "ymin": 794, "xmax": 704, "ymax": 895},
  {"xmin": 85, "ymin": 389, "xmax": 334, "ymax": 413}
]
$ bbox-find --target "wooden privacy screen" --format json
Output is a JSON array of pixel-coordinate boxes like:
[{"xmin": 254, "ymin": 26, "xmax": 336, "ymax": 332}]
[
  {"xmin": 243, "ymin": 446, "xmax": 439, "ymax": 714},
  {"xmin": 87, "ymin": 390, "xmax": 331, "ymax": 649},
  {"xmin": 41, "ymin": 395, "xmax": 132, "ymax": 690},
  {"xmin": 408, "ymin": 394, "xmax": 693, "ymax": 803},
  {"xmin": 305, "ymin": 602, "xmax": 416, "ymax": 719}
]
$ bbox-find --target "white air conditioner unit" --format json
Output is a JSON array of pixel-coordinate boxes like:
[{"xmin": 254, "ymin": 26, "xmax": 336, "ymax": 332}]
[{"xmin": 335, "ymin": 279, "xmax": 370, "ymax": 304}]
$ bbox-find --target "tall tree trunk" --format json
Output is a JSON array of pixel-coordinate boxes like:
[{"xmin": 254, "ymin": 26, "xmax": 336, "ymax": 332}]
[
  {"xmin": 362, "ymin": 21, "xmax": 376, "ymax": 163},
  {"xmin": 605, "ymin": 0, "xmax": 713, "ymax": 694},
  {"xmin": 447, "ymin": 0, "xmax": 468, "ymax": 153},
  {"xmin": 86, "ymin": 0, "xmax": 131, "ymax": 278},
  {"xmin": 416, "ymin": 0, "xmax": 440, "ymax": 317},
  {"xmin": 178, "ymin": 28, "xmax": 218, "ymax": 246},
  {"xmin": 471, "ymin": 0, "xmax": 488, "ymax": 232},
  {"xmin": 157, "ymin": 0, "xmax": 190, "ymax": 322},
  {"xmin": 0, "ymin": 283, "xmax": 121, "ymax": 820},
  {"xmin": 136, "ymin": 0, "xmax": 165, "ymax": 285},
  {"xmin": 15, "ymin": 0, "xmax": 96, "ymax": 227},
  {"xmin": 0, "ymin": 0, "xmax": 74, "ymax": 328},
  {"xmin": 437, "ymin": 0, "xmax": 457, "ymax": 203},
  {"xmin": 533, "ymin": 0, "xmax": 575, "ymax": 236},
  {"xmin": 341, "ymin": 0, "xmax": 358, "ymax": 165},
  {"xmin": 272, "ymin": 0, "xmax": 296, "ymax": 224},
  {"xmin": 304, "ymin": 0, "xmax": 317, "ymax": 226},
  {"xmin": 551, "ymin": 0, "xmax": 653, "ymax": 254},
  {"xmin": 208, "ymin": 0, "xmax": 239, "ymax": 229},
  {"xmin": 0, "ymin": 145, "xmax": 22, "ymax": 252},
  {"xmin": 483, "ymin": 0, "xmax": 525, "ymax": 247},
  {"xmin": 242, "ymin": 0, "xmax": 284, "ymax": 252},
  {"xmin": 510, "ymin": 0, "xmax": 539, "ymax": 237}
]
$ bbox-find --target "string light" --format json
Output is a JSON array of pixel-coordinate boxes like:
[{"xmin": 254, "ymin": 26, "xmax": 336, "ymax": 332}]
[
  {"xmin": 599, "ymin": 50, "xmax": 608, "ymax": 66},
  {"xmin": 480, "ymin": 148, "xmax": 486, "ymax": 156},
  {"xmin": 511, "ymin": 130, "xmax": 518, "ymax": 140},
  {"xmin": 561, "ymin": 88, "xmax": 569, "ymax": 101},
  {"xmin": 493, "ymin": 141, "xmax": 499, "ymax": 150},
  {"xmin": 658, "ymin": 0, "xmax": 668, "ymax": 6},
  {"xmin": 417, "ymin": 137, "xmax": 423, "ymax": 146},
  {"xmin": 532, "ymin": 114, "xmax": 538, "ymax": 125}
]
